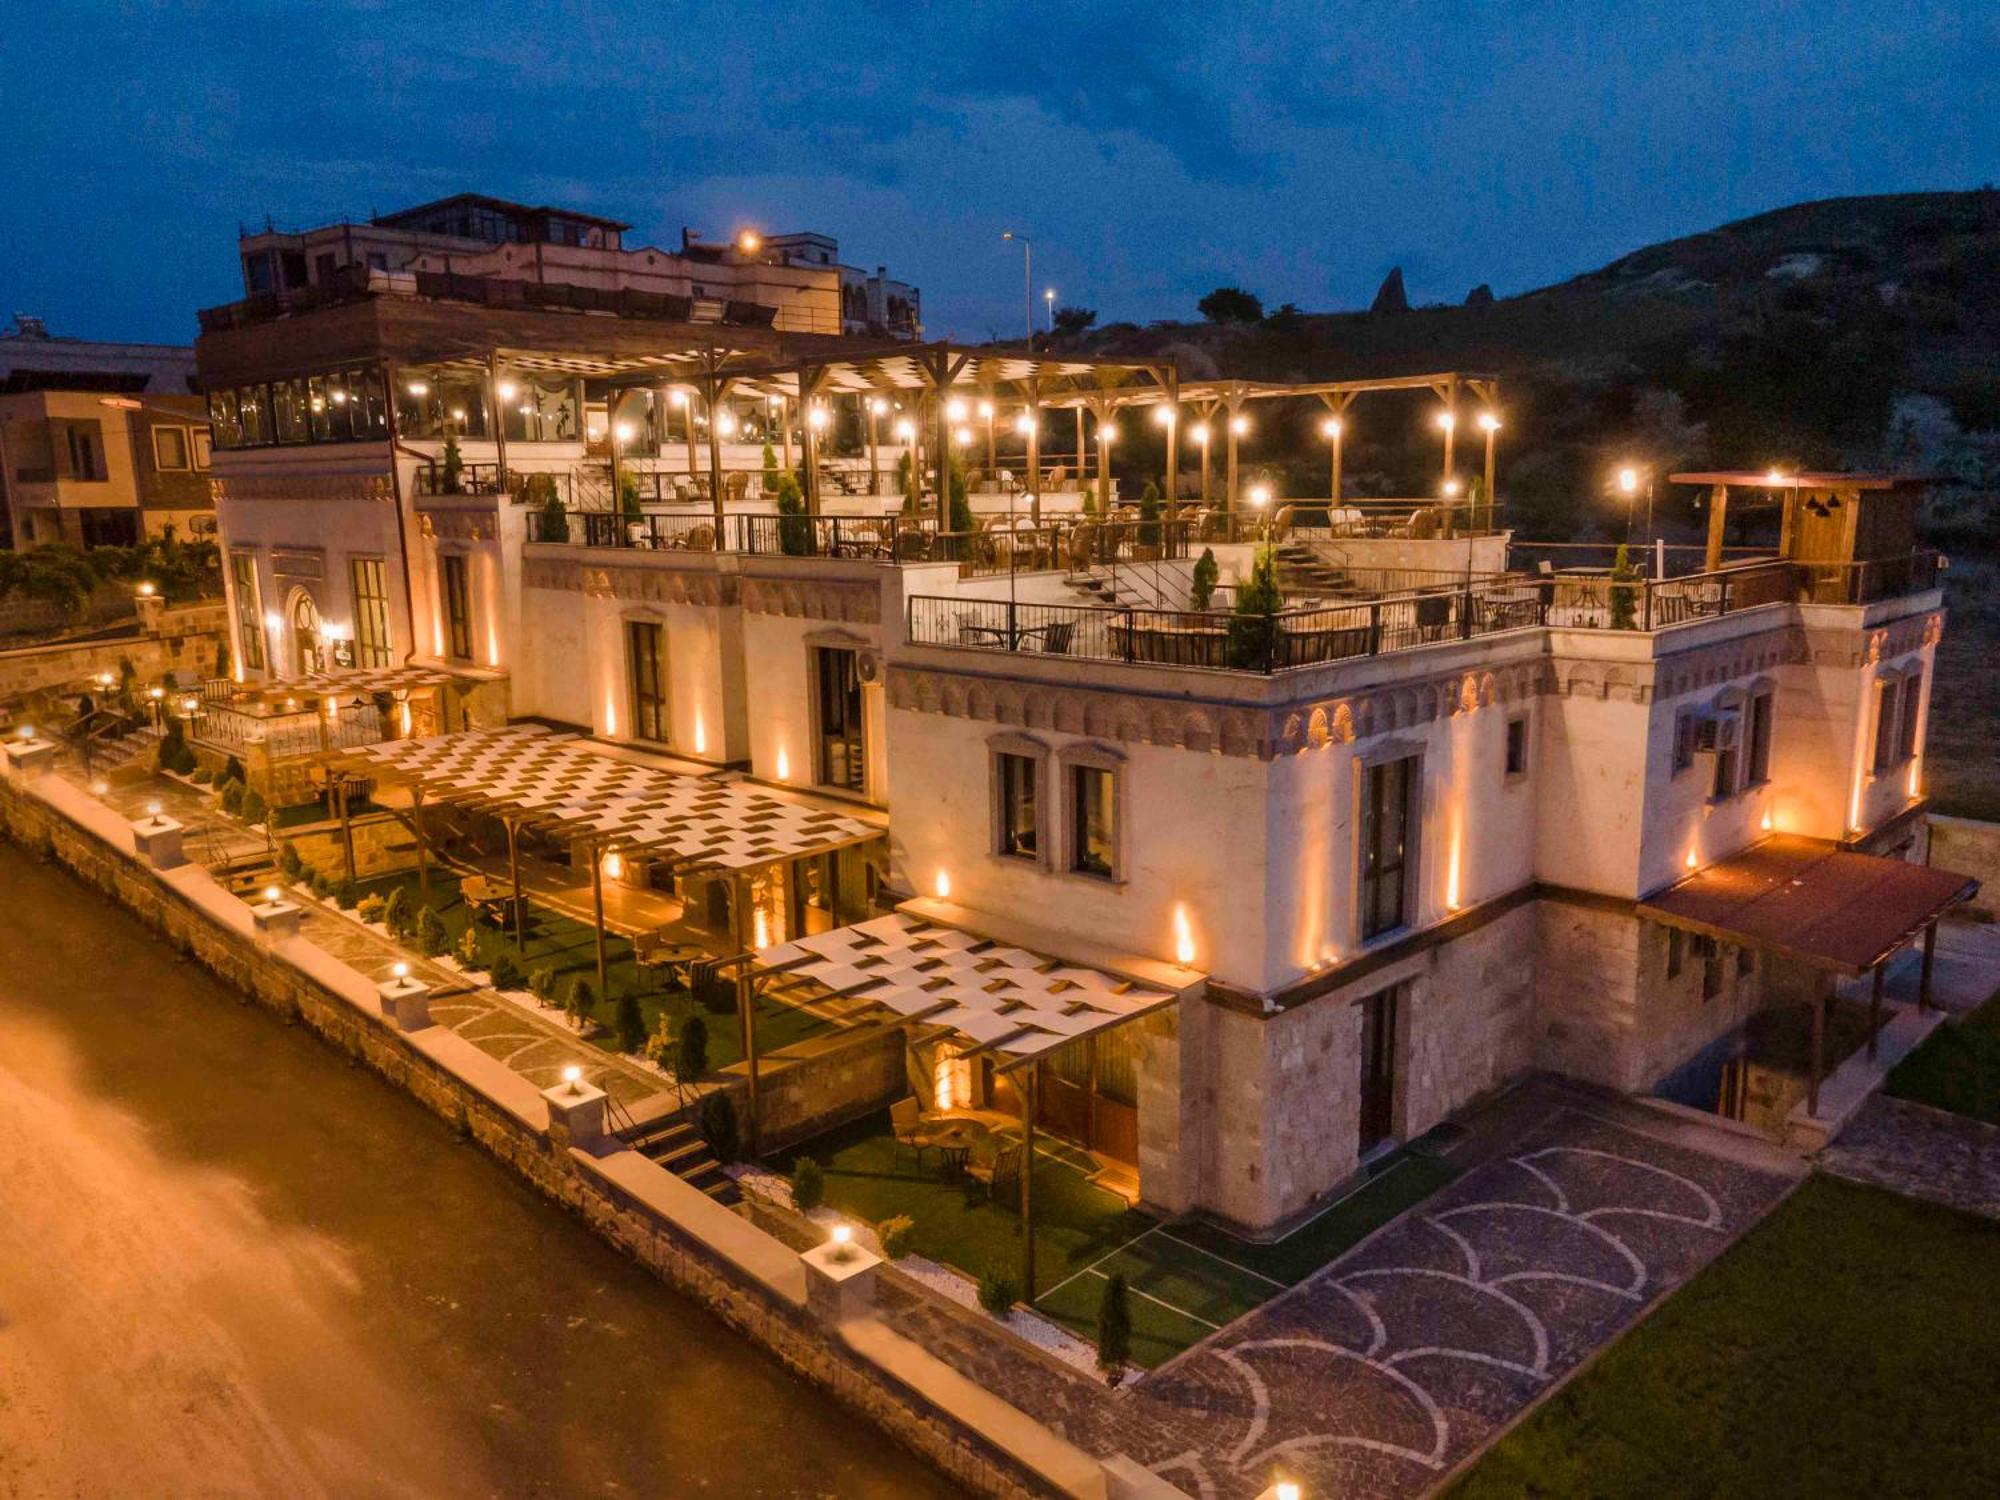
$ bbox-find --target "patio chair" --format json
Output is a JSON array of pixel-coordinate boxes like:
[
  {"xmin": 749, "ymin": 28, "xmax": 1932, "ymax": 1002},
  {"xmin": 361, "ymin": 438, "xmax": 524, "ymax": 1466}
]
[
  {"xmin": 965, "ymin": 1141, "xmax": 1023, "ymax": 1209},
  {"xmin": 891, "ymin": 1097, "xmax": 941, "ymax": 1167}
]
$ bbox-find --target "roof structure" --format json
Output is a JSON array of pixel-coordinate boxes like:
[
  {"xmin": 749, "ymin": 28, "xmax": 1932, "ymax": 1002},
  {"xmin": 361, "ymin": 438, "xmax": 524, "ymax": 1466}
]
[
  {"xmin": 1639, "ymin": 834, "xmax": 1977, "ymax": 974},
  {"xmin": 335, "ymin": 725, "xmax": 880, "ymax": 873},
  {"xmin": 661, "ymin": 341, "xmax": 1174, "ymax": 404},
  {"xmin": 753, "ymin": 912, "xmax": 1190, "ymax": 1066},
  {"xmin": 296, "ymin": 664, "xmax": 489, "ymax": 696},
  {"xmin": 1669, "ymin": 472, "xmax": 1936, "ymax": 491}
]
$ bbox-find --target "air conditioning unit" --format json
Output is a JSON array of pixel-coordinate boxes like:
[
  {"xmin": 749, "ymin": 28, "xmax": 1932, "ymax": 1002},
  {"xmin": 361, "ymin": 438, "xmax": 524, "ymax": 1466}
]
[
  {"xmin": 855, "ymin": 651, "xmax": 884, "ymax": 685},
  {"xmin": 1696, "ymin": 711, "xmax": 1740, "ymax": 754}
]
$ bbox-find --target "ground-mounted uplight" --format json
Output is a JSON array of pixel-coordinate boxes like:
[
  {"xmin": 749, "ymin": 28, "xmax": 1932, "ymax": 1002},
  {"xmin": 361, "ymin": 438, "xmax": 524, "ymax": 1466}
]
[
  {"xmin": 1761, "ymin": 809, "xmax": 1774, "ymax": 832},
  {"xmin": 774, "ymin": 746, "xmax": 790, "ymax": 781},
  {"xmin": 601, "ymin": 850, "xmax": 623, "ymax": 880},
  {"xmin": 934, "ymin": 869, "xmax": 951, "ymax": 899},
  {"xmin": 1685, "ymin": 847, "xmax": 1699, "ymax": 871},
  {"xmin": 1173, "ymin": 904, "xmax": 1196, "ymax": 966}
]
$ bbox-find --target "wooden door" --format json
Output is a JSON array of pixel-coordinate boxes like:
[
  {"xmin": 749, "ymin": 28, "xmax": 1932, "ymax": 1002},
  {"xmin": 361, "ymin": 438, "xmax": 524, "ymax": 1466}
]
[{"xmin": 1358, "ymin": 986, "xmax": 1399, "ymax": 1153}]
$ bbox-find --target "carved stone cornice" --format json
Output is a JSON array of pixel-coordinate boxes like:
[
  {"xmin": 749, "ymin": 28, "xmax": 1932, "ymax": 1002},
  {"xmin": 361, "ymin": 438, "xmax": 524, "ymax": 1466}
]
[
  {"xmin": 421, "ymin": 511, "xmax": 493, "ymax": 543},
  {"xmin": 523, "ymin": 554, "xmax": 736, "ymax": 607},
  {"xmin": 741, "ymin": 575, "xmax": 882, "ymax": 625},
  {"xmin": 210, "ymin": 473, "xmax": 393, "ymax": 503},
  {"xmin": 885, "ymin": 658, "xmax": 1549, "ymax": 760}
]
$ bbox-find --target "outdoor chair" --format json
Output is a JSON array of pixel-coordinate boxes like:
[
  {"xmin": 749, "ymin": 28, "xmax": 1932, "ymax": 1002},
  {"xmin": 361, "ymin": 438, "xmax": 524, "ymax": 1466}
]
[
  {"xmin": 964, "ymin": 1141, "xmax": 1023, "ymax": 1209},
  {"xmin": 891, "ymin": 1097, "xmax": 941, "ymax": 1167}
]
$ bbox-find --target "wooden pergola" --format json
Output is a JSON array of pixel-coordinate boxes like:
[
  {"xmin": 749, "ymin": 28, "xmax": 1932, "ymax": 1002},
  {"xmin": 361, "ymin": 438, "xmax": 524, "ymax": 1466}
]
[
  {"xmin": 331, "ymin": 725, "xmax": 886, "ymax": 1147},
  {"xmin": 671, "ymin": 343, "xmax": 1179, "ymax": 525},
  {"xmin": 1040, "ymin": 371, "xmax": 1501, "ymax": 514},
  {"xmin": 747, "ymin": 908, "xmax": 1200, "ymax": 1301},
  {"xmin": 1640, "ymin": 833, "xmax": 1977, "ymax": 1115},
  {"xmin": 1669, "ymin": 471, "xmax": 1935, "ymax": 576}
]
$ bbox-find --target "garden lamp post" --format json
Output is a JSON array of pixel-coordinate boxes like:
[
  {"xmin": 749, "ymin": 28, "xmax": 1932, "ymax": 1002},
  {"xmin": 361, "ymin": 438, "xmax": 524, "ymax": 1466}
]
[{"xmin": 1000, "ymin": 231, "xmax": 1032, "ymax": 346}]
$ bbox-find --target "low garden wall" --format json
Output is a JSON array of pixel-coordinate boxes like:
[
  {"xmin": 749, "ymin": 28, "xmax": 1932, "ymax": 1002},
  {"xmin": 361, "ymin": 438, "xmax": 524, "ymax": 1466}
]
[
  {"xmin": 0, "ymin": 766, "xmax": 1121, "ymax": 1500},
  {"xmin": 0, "ymin": 600, "xmax": 225, "ymax": 704}
]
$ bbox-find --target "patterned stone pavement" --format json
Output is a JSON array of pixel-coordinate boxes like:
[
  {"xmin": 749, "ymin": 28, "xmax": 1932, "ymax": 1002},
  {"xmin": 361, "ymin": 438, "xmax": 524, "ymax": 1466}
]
[
  {"xmin": 1820, "ymin": 1094, "xmax": 2000, "ymax": 1220},
  {"xmin": 882, "ymin": 1085, "xmax": 1798, "ymax": 1500}
]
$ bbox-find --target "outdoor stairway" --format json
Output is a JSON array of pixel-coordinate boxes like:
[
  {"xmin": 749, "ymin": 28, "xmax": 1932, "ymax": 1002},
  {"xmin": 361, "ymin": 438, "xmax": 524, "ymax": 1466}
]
[
  {"xmin": 625, "ymin": 1116, "xmax": 741, "ymax": 1206},
  {"xmin": 1064, "ymin": 556, "xmax": 1198, "ymax": 611},
  {"xmin": 1272, "ymin": 540, "xmax": 1354, "ymax": 596}
]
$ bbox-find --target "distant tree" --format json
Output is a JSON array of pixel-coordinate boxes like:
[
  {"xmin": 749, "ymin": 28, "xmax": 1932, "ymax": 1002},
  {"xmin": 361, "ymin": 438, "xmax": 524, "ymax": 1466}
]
[
  {"xmin": 1198, "ymin": 287, "xmax": 1263, "ymax": 323},
  {"xmin": 1052, "ymin": 305, "xmax": 1097, "ymax": 338},
  {"xmin": 1263, "ymin": 302, "xmax": 1306, "ymax": 332},
  {"xmin": 1464, "ymin": 283, "xmax": 1495, "ymax": 307}
]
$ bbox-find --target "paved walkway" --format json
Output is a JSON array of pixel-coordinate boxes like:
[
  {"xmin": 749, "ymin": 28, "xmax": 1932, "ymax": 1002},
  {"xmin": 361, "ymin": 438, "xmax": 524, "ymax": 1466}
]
[
  {"xmin": 1820, "ymin": 1095, "xmax": 2000, "ymax": 1220},
  {"xmin": 881, "ymin": 1082, "xmax": 1799, "ymax": 1500},
  {"xmin": 1838, "ymin": 919, "xmax": 2000, "ymax": 1016}
]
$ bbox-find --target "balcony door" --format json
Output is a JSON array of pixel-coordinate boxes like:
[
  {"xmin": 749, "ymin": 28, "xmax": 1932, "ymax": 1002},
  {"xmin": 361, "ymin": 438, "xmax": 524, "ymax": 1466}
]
[{"xmin": 813, "ymin": 646, "xmax": 865, "ymax": 791}]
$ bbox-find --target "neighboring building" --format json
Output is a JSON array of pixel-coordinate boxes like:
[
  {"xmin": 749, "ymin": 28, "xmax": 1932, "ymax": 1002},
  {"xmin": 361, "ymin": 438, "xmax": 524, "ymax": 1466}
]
[
  {"xmin": 195, "ymin": 291, "xmax": 1960, "ymax": 1238},
  {"xmin": 227, "ymin": 193, "xmax": 920, "ymax": 342},
  {"xmin": 0, "ymin": 315, "xmax": 214, "ymax": 549}
]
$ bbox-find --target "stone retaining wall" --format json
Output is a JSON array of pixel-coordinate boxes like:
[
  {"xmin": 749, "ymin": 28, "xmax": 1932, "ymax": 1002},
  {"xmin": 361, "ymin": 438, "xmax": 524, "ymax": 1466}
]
[
  {"xmin": 0, "ymin": 770, "xmax": 1105, "ymax": 1500},
  {"xmin": 1929, "ymin": 814, "xmax": 2000, "ymax": 920},
  {"xmin": 0, "ymin": 601, "xmax": 226, "ymax": 704}
]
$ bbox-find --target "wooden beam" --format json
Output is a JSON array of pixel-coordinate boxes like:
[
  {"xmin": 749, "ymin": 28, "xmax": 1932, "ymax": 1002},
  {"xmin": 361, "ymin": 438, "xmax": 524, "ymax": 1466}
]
[
  {"xmin": 736, "ymin": 872, "xmax": 760, "ymax": 1155},
  {"xmin": 1020, "ymin": 1065, "xmax": 1038, "ymax": 1305},
  {"xmin": 1919, "ymin": 920, "xmax": 1937, "ymax": 1012},
  {"xmin": 1706, "ymin": 485, "xmax": 1730, "ymax": 572}
]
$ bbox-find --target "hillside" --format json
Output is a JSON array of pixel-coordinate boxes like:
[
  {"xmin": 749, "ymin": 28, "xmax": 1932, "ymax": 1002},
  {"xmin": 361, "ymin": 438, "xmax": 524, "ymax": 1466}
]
[{"xmin": 1068, "ymin": 191, "xmax": 2000, "ymax": 545}]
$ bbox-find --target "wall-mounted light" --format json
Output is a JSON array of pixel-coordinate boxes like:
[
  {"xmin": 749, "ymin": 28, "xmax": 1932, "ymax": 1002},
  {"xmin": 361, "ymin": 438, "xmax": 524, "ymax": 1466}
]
[{"xmin": 602, "ymin": 851, "xmax": 623, "ymax": 880}]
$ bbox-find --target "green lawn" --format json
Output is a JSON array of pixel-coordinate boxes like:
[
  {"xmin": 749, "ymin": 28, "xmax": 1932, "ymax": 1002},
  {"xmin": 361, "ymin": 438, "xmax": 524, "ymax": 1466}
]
[
  {"xmin": 1449, "ymin": 1175, "xmax": 2000, "ymax": 1499},
  {"xmin": 774, "ymin": 1114, "xmax": 1464, "ymax": 1368},
  {"xmin": 1887, "ymin": 991, "xmax": 2000, "ymax": 1124},
  {"xmin": 351, "ymin": 869, "xmax": 830, "ymax": 1074}
]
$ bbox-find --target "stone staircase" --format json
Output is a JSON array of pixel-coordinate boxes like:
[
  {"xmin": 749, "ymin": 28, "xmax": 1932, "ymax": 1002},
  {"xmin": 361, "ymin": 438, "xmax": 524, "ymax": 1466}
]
[
  {"xmin": 1064, "ymin": 555, "xmax": 1198, "ymax": 611},
  {"xmin": 624, "ymin": 1114, "xmax": 741, "ymax": 1206},
  {"xmin": 1271, "ymin": 539, "xmax": 1354, "ymax": 597}
]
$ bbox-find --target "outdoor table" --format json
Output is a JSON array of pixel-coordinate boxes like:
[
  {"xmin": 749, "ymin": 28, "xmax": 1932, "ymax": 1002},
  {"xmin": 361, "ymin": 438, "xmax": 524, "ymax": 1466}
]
[
  {"xmin": 460, "ymin": 874, "xmax": 518, "ymax": 925},
  {"xmin": 635, "ymin": 933, "xmax": 707, "ymax": 988},
  {"xmin": 927, "ymin": 1122, "xmax": 986, "ymax": 1178}
]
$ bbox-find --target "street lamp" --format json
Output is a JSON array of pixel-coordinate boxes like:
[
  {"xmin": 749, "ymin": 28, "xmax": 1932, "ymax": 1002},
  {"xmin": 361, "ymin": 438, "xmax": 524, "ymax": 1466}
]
[
  {"xmin": 736, "ymin": 228, "xmax": 762, "ymax": 255},
  {"xmin": 1000, "ymin": 231, "xmax": 1033, "ymax": 345},
  {"xmin": 1044, "ymin": 287, "xmax": 1056, "ymax": 333},
  {"xmin": 1248, "ymin": 482, "xmax": 1273, "ymax": 543}
]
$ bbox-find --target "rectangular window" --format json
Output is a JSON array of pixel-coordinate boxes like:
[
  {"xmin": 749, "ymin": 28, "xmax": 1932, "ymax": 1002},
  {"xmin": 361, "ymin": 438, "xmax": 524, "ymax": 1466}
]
[
  {"xmin": 439, "ymin": 553, "xmax": 472, "ymax": 661},
  {"xmin": 1360, "ymin": 755, "xmax": 1417, "ymax": 940},
  {"xmin": 997, "ymin": 753, "xmax": 1038, "ymax": 859},
  {"xmin": 1672, "ymin": 709, "xmax": 1697, "ymax": 775},
  {"xmin": 1504, "ymin": 716, "xmax": 1529, "ymax": 777},
  {"xmin": 1898, "ymin": 671, "xmax": 1923, "ymax": 763},
  {"xmin": 1872, "ymin": 681, "xmax": 1899, "ymax": 774},
  {"xmin": 192, "ymin": 429, "xmax": 212, "ymax": 469},
  {"xmin": 1712, "ymin": 730, "xmax": 1739, "ymax": 800},
  {"xmin": 813, "ymin": 647, "xmax": 864, "ymax": 790},
  {"xmin": 1693, "ymin": 935, "xmax": 1722, "ymax": 999},
  {"xmin": 151, "ymin": 426, "xmax": 190, "ymax": 470},
  {"xmin": 230, "ymin": 552, "xmax": 264, "ymax": 671},
  {"xmin": 349, "ymin": 557, "xmax": 391, "ymax": 668},
  {"xmin": 1667, "ymin": 926, "xmax": 1684, "ymax": 979},
  {"xmin": 1071, "ymin": 764, "xmax": 1115, "ymax": 879},
  {"xmin": 238, "ymin": 384, "xmax": 272, "ymax": 446},
  {"xmin": 1747, "ymin": 691, "xmax": 1774, "ymax": 785},
  {"xmin": 65, "ymin": 423, "xmax": 106, "ymax": 480},
  {"xmin": 1737, "ymin": 945, "xmax": 1755, "ymax": 977},
  {"xmin": 627, "ymin": 620, "xmax": 667, "ymax": 742}
]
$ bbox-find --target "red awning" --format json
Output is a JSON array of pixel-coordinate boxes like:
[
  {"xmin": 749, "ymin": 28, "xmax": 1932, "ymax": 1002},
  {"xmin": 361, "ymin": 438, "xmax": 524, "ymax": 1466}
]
[{"xmin": 1638, "ymin": 835, "xmax": 1976, "ymax": 975}]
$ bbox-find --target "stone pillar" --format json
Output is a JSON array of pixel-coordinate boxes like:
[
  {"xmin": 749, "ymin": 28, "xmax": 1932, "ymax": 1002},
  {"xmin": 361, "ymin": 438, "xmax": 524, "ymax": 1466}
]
[
  {"xmin": 802, "ymin": 1231, "xmax": 880, "ymax": 1324},
  {"xmin": 543, "ymin": 1074, "xmax": 608, "ymax": 1154},
  {"xmin": 131, "ymin": 811, "xmax": 187, "ymax": 870},
  {"xmin": 376, "ymin": 967, "xmax": 433, "ymax": 1031},
  {"xmin": 2, "ymin": 733, "xmax": 57, "ymax": 780},
  {"xmin": 250, "ymin": 889, "xmax": 303, "ymax": 941}
]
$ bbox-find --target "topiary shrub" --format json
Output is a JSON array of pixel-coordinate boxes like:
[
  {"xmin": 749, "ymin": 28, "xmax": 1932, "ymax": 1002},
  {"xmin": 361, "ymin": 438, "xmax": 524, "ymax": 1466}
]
[
  {"xmin": 529, "ymin": 964, "xmax": 560, "ymax": 1004},
  {"xmin": 382, "ymin": 885, "xmax": 414, "ymax": 940},
  {"xmin": 238, "ymin": 786, "xmax": 268, "ymax": 826},
  {"xmin": 356, "ymin": 892, "xmax": 387, "ymax": 925},
  {"xmin": 614, "ymin": 987, "xmax": 645, "ymax": 1053},
  {"xmin": 277, "ymin": 842, "xmax": 304, "ymax": 880},
  {"xmin": 699, "ymin": 1091, "xmax": 738, "ymax": 1163},
  {"xmin": 1224, "ymin": 546, "xmax": 1283, "ymax": 669},
  {"xmin": 1137, "ymin": 479, "xmax": 1162, "ymax": 547},
  {"xmin": 488, "ymin": 950, "xmax": 526, "ymax": 991},
  {"xmin": 565, "ymin": 975, "xmax": 596, "ymax": 1027},
  {"xmin": 977, "ymin": 1271, "xmax": 1018, "ymax": 1317},
  {"xmin": 675, "ymin": 1013, "xmax": 710, "ymax": 1084},
  {"xmin": 1190, "ymin": 547, "xmax": 1220, "ymax": 610},
  {"xmin": 790, "ymin": 1155, "xmax": 825, "ymax": 1213},
  {"xmin": 1096, "ymin": 1271, "xmax": 1132, "ymax": 1384},
  {"xmin": 879, "ymin": 1213, "xmax": 915, "ymax": 1259},
  {"xmin": 416, "ymin": 905, "xmax": 449, "ymax": 957},
  {"xmin": 307, "ymin": 868, "xmax": 332, "ymax": 899},
  {"xmin": 222, "ymin": 754, "xmax": 246, "ymax": 787},
  {"xmin": 218, "ymin": 778, "xmax": 245, "ymax": 815},
  {"xmin": 455, "ymin": 924, "xmax": 484, "ymax": 969}
]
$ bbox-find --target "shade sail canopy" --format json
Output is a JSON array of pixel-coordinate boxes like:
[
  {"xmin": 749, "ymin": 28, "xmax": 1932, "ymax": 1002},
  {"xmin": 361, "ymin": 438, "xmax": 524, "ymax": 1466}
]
[
  {"xmin": 754, "ymin": 912, "xmax": 1192, "ymax": 1064},
  {"xmin": 295, "ymin": 664, "xmax": 492, "ymax": 695},
  {"xmin": 1639, "ymin": 834, "xmax": 1977, "ymax": 975},
  {"xmin": 335, "ymin": 724, "xmax": 881, "ymax": 872}
]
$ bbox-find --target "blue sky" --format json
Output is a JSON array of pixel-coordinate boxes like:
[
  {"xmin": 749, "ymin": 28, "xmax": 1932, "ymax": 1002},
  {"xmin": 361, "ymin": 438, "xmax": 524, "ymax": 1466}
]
[{"xmin": 6, "ymin": 0, "xmax": 1995, "ymax": 345}]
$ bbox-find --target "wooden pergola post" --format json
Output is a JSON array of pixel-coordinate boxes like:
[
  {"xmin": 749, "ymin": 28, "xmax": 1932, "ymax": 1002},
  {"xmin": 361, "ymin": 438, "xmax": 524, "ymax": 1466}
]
[
  {"xmin": 1092, "ymin": 399, "xmax": 1114, "ymax": 515},
  {"xmin": 336, "ymin": 773, "xmax": 357, "ymax": 887},
  {"xmin": 1919, "ymin": 920, "xmax": 1938, "ymax": 1012},
  {"xmin": 735, "ymin": 871, "xmax": 760, "ymax": 1156},
  {"xmin": 487, "ymin": 352, "xmax": 511, "ymax": 489},
  {"xmin": 1705, "ymin": 484, "xmax": 1731, "ymax": 573},
  {"xmin": 505, "ymin": 815, "xmax": 525, "ymax": 951},
  {"xmin": 1162, "ymin": 367, "xmax": 1179, "ymax": 508},
  {"xmin": 590, "ymin": 840, "xmax": 609, "ymax": 1004},
  {"xmin": 412, "ymin": 784, "xmax": 430, "ymax": 899},
  {"xmin": 866, "ymin": 394, "xmax": 880, "ymax": 497},
  {"xmin": 1868, "ymin": 963, "xmax": 1886, "ymax": 1060},
  {"xmin": 1023, "ymin": 377, "xmax": 1042, "ymax": 528},
  {"xmin": 1224, "ymin": 391, "xmax": 1244, "ymax": 516},
  {"xmin": 1020, "ymin": 1063, "xmax": 1038, "ymax": 1305}
]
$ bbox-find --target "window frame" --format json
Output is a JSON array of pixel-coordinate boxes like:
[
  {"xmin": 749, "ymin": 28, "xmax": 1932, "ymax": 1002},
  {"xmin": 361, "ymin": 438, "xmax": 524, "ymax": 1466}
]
[
  {"xmin": 151, "ymin": 425, "xmax": 190, "ymax": 471},
  {"xmin": 1357, "ymin": 750, "xmax": 1421, "ymax": 944},
  {"xmin": 625, "ymin": 617, "xmax": 669, "ymax": 743},
  {"xmin": 438, "ymin": 551, "xmax": 473, "ymax": 662},
  {"xmin": 1504, "ymin": 714, "xmax": 1529, "ymax": 779},
  {"xmin": 229, "ymin": 550, "xmax": 265, "ymax": 671},
  {"xmin": 1059, "ymin": 743, "xmax": 1126, "ymax": 883},
  {"xmin": 1897, "ymin": 669, "xmax": 1924, "ymax": 765},
  {"xmin": 987, "ymin": 733, "xmax": 1048, "ymax": 866},
  {"xmin": 809, "ymin": 642, "xmax": 866, "ymax": 792},
  {"xmin": 1745, "ymin": 688, "xmax": 1775, "ymax": 787},
  {"xmin": 348, "ymin": 556, "xmax": 392, "ymax": 668},
  {"xmin": 1672, "ymin": 708, "xmax": 1697, "ymax": 776}
]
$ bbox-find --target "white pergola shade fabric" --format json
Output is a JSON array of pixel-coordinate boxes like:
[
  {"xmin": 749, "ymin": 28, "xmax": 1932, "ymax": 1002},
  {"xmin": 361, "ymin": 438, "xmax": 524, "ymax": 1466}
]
[
  {"xmin": 756, "ymin": 913, "xmax": 1180, "ymax": 1063},
  {"xmin": 296, "ymin": 665, "xmax": 471, "ymax": 695},
  {"xmin": 339, "ymin": 724, "xmax": 880, "ymax": 872}
]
